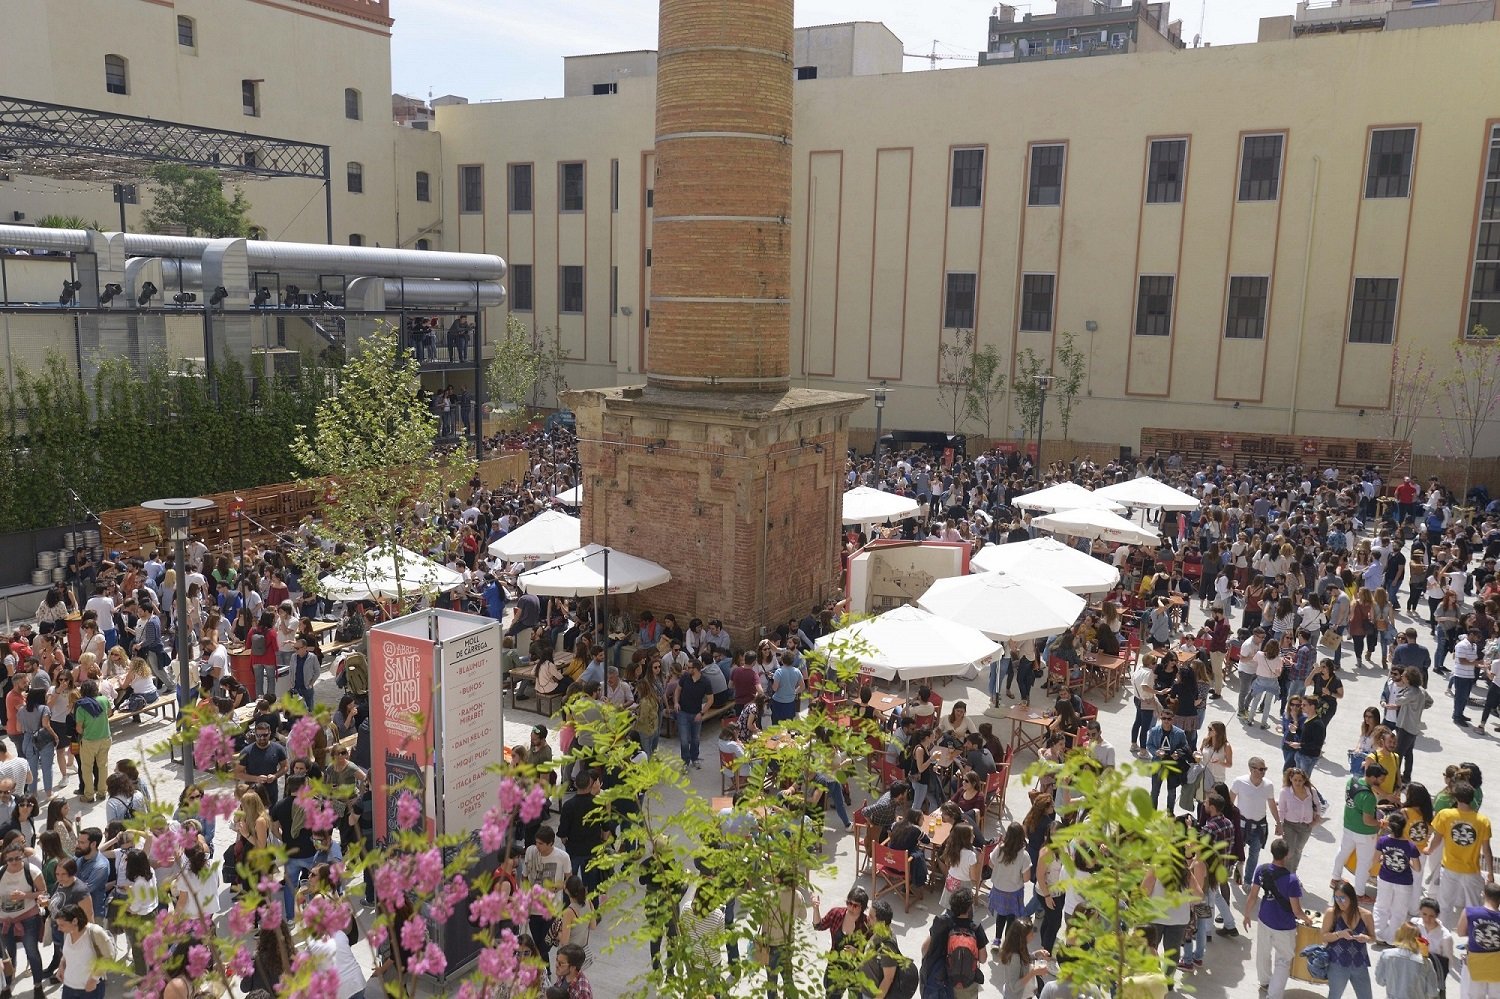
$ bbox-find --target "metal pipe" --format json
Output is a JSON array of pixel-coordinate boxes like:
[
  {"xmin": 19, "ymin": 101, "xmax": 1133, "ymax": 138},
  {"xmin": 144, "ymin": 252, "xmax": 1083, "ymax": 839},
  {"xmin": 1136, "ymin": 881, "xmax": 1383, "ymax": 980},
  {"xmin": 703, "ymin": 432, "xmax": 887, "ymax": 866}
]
[
  {"xmin": 109, "ymin": 231, "xmax": 505, "ymax": 281},
  {"xmin": 0, "ymin": 224, "xmax": 91, "ymax": 252}
]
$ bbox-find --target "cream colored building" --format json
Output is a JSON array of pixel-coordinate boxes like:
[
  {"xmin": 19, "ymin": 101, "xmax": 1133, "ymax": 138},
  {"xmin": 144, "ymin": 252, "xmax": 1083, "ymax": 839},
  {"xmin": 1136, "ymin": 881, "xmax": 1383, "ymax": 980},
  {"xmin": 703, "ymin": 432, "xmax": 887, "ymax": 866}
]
[
  {"xmin": 0, "ymin": 0, "xmax": 441, "ymax": 250},
  {"xmin": 434, "ymin": 19, "xmax": 1500, "ymax": 459},
  {"xmin": 4, "ymin": 6, "xmax": 1499, "ymax": 460}
]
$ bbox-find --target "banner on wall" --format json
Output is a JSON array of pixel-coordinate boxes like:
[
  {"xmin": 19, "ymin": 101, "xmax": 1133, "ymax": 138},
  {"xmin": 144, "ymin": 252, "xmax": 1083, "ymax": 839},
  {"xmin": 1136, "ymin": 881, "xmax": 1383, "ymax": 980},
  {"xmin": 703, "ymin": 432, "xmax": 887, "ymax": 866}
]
[{"xmin": 367, "ymin": 621, "xmax": 436, "ymax": 841}]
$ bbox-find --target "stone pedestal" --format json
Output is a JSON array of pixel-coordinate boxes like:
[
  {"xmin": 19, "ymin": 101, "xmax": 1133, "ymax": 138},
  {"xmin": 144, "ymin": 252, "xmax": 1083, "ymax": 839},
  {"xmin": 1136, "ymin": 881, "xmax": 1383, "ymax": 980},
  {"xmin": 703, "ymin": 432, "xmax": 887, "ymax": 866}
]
[{"xmin": 563, "ymin": 385, "xmax": 864, "ymax": 647}]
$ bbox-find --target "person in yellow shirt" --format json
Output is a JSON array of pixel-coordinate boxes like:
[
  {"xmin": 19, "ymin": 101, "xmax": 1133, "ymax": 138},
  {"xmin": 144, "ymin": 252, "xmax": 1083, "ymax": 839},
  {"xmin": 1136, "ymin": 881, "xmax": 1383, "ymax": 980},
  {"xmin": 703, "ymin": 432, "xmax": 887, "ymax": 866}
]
[
  {"xmin": 1363, "ymin": 727, "xmax": 1401, "ymax": 804},
  {"xmin": 1424, "ymin": 781, "xmax": 1494, "ymax": 927}
]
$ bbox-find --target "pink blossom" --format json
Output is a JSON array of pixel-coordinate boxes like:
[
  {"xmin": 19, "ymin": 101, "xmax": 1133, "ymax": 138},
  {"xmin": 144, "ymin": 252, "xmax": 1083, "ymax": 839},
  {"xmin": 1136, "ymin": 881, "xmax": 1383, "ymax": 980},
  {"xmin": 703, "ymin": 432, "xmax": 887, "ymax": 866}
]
[
  {"xmin": 408, "ymin": 942, "xmax": 447, "ymax": 978},
  {"xmin": 300, "ymin": 895, "xmax": 352, "ymax": 938},
  {"xmin": 228, "ymin": 945, "xmax": 256, "ymax": 978},
  {"xmin": 470, "ymin": 889, "xmax": 506, "ymax": 928},
  {"xmin": 411, "ymin": 847, "xmax": 444, "ymax": 896},
  {"xmin": 287, "ymin": 714, "xmax": 322, "ymax": 760},
  {"xmin": 197, "ymin": 791, "xmax": 239, "ymax": 825},
  {"xmin": 396, "ymin": 790, "xmax": 422, "ymax": 831},
  {"xmin": 399, "ymin": 913, "xmax": 428, "ymax": 954},
  {"xmin": 479, "ymin": 807, "xmax": 507, "ymax": 852},
  {"xmin": 227, "ymin": 901, "xmax": 257, "ymax": 938},
  {"xmin": 373, "ymin": 862, "xmax": 411, "ymax": 908},
  {"xmin": 367, "ymin": 923, "xmax": 388, "ymax": 954},
  {"xmin": 520, "ymin": 784, "xmax": 548, "ymax": 824},
  {"xmin": 294, "ymin": 785, "xmax": 337, "ymax": 833},
  {"xmin": 192, "ymin": 723, "xmax": 236, "ymax": 769},
  {"xmin": 187, "ymin": 943, "xmax": 213, "ymax": 977}
]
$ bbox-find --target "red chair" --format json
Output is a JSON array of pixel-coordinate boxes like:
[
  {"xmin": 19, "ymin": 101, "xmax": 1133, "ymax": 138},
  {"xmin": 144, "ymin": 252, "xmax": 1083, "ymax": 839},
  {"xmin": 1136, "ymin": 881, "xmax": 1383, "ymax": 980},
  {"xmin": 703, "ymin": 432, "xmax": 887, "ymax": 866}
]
[
  {"xmin": 872, "ymin": 843, "xmax": 919, "ymax": 911},
  {"xmin": 874, "ymin": 756, "xmax": 906, "ymax": 790},
  {"xmin": 719, "ymin": 750, "xmax": 742, "ymax": 794}
]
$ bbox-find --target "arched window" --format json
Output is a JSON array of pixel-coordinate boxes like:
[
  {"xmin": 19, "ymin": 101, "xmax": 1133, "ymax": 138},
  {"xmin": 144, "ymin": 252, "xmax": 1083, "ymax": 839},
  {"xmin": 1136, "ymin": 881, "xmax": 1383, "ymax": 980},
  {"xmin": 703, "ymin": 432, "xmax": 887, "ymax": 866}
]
[
  {"xmin": 177, "ymin": 16, "xmax": 195, "ymax": 47},
  {"xmin": 104, "ymin": 55, "xmax": 128, "ymax": 95},
  {"xmin": 344, "ymin": 88, "xmax": 361, "ymax": 121},
  {"xmin": 346, "ymin": 162, "xmax": 363, "ymax": 194},
  {"xmin": 349, "ymin": 234, "xmax": 364, "ymax": 246}
]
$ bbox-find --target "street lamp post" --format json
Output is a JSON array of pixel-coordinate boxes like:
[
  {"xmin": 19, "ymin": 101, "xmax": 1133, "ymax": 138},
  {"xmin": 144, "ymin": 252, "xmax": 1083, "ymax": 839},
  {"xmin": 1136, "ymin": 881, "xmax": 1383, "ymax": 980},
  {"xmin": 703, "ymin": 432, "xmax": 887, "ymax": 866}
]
[
  {"xmin": 1033, "ymin": 373, "xmax": 1054, "ymax": 481},
  {"xmin": 142, "ymin": 497, "xmax": 214, "ymax": 785},
  {"xmin": 867, "ymin": 380, "xmax": 889, "ymax": 464}
]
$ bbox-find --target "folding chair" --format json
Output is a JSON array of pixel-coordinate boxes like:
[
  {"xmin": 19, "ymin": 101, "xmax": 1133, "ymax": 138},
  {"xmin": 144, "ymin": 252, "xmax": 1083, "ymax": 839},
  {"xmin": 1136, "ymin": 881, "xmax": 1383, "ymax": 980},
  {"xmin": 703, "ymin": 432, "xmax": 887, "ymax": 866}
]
[
  {"xmin": 852, "ymin": 805, "xmax": 872, "ymax": 873},
  {"xmin": 872, "ymin": 843, "xmax": 919, "ymax": 912}
]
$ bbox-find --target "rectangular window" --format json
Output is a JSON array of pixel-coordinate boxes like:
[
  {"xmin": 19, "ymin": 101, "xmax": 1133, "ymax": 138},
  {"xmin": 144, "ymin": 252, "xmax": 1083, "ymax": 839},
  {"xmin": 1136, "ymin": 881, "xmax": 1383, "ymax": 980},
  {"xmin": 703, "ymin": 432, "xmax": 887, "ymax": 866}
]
[
  {"xmin": 796, "ymin": 66, "xmax": 818, "ymax": 80},
  {"xmin": 344, "ymin": 88, "xmax": 361, "ymax": 121},
  {"xmin": 559, "ymin": 162, "xmax": 585, "ymax": 212},
  {"xmin": 345, "ymin": 162, "xmax": 363, "ymax": 194},
  {"xmin": 559, "ymin": 266, "xmax": 584, "ymax": 314},
  {"xmin": 943, "ymin": 272, "xmax": 977, "ymax": 329},
  {"xmin": 177, "ymin": 16, "xmax": 195, "ymax": 47},
  {"xmin": 1028, "ymin": 144, "xmax": 1065, "ymax": 207},
  {"xmin": 1146, "ymin": 139, "xmax": 1187, "ymax": 204},
  {"xmin": 105, "ymin": 56, "xmax": 128, "ymax": 95},
  {"xmin": 950, "ymin": 148, "xmax": 985, "ymax": 208},
  {"xmin": 508, "ymin": 164, "xmax": 532, "ymax": 213},
  {"xmin": 645, "ymin": 248, "xmax": 652, "ymax": 268},
  {"xmin": 511, "ymin": 264, "xmax": 533, "ymax": 311},
  {"xmin": 610, "ymin": 266, "xmax": 619, "ymax": 316},
  {"xmin": 592, "ymin": 82, "xmax": 617, "ymax": 95},
  {"xmin": 459, "ymin": 165, "xmax": 483, "ymax": 213},
  {"xmin": 241, "ymin": 79, "xmax": 260, "ymax": 117},
  {"xmin": 1224, "ymin": 276, "xmax": 1270, "ymax": 340},
  {"xmin": 348, "ymin": 234, "xmax": 364, "ymax": 246},
  {"xmin": 1020, "ymin": 274, "xmax": 1055, "ymax": 332},
  {"xmin": 1472, "ymin": 128, "xmax": 1500, "ymax": 337},
  {"xmin": 1348, "ymin": 277, "xmax": 1399, "ymax": 344},
  {"xmin": 415, "ymin": 171, "xmax": 430, "ymax": 203},
  {"xmin": 645, "ymin": 188, "xmax": 654, "ymax": 209},
  {"xmin": 1238, "ymin": 134, "xmax": 1284, "ymax": 202},
  {"xmin": 1366, "ymin": 128, "xmax": 1416, "ymax": 199},
  {"xmin": 610, "ymin": 159, "xmax": 619, "ymax": 212},
  {"xmin": 1135, "ymin": 275, "xmax": 1175, "ymax": 336}
]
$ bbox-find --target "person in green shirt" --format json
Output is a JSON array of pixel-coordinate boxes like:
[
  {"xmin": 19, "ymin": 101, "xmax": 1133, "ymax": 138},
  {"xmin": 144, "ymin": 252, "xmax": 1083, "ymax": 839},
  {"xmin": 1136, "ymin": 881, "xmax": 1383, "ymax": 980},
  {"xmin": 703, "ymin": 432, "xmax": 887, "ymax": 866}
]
[
  {"xmin": 73, "ymin": 680, "xmax": 112, "ymax": 803},
  {"xmin": 1330, "ymin": 761, "xmax": 1384, "ymax": 896}
]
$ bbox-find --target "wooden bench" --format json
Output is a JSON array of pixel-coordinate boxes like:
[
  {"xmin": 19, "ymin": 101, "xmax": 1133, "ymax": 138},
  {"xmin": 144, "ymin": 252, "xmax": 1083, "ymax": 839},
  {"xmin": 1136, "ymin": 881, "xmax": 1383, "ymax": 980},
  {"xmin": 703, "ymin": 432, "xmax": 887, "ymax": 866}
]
[{"xmin": 109, "ymin": 691, "xmax": 179, "ymax": 726}]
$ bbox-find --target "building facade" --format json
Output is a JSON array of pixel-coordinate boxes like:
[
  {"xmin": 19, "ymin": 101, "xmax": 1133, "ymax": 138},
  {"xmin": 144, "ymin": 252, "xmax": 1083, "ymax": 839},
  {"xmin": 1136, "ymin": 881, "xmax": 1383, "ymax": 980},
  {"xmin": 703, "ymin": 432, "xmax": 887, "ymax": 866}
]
[{"xmin": 3, "ymin": 5, "xmax": 1500, "ymax": 462}]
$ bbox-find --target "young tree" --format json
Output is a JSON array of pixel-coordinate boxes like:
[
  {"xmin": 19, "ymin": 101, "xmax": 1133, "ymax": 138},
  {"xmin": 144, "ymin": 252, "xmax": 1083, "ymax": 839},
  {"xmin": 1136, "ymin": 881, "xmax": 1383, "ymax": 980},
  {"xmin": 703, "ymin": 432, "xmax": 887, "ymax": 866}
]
[
  {"xmin": 1434, "ymin": 325, "xmax": 1500, "ymax": 506},
  {"xmin": 1053, "ymin": 332, "xmax": 1088, "ymax": 440},
  {"xmin": 142, "ymin": 164, "xmax": 254, "ymax": 237},
  {"xmin": 965, "ymin": 343, "xmax": 1007, "ymax": 441},
  {"xmin": 1011, "ymin": 348, "xmax": 1047, "ymax": 442},
  {"xmin": 569, "ymin": 633, "xmax": 879, "ymax": 998},
  {"xmin": 936, "ymin": 329, "xmax": 976, "ymax": 436},
  {"xmin": 485, "ymin": 314, "xmax": 545, "ymax": 429},
  {"xmin": 1384, "ymin": 347, "xmax": 1432, "ymax": 477},
  {"xmin": 1038, "ymin": 752, "xmax": 1214, "ymax": 995},
  {"xmin": 290, "ymin": 322, "xmax": 474, "ymax": 602}
]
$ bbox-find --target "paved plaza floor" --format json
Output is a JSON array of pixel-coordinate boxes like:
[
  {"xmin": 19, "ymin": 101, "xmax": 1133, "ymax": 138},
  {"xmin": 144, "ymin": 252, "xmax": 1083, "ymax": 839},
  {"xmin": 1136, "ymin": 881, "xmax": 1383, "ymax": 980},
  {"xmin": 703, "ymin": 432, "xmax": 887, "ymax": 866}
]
[{"xmin": 82, "ymin": 561, "xmax": 1496, "ymax": 997}]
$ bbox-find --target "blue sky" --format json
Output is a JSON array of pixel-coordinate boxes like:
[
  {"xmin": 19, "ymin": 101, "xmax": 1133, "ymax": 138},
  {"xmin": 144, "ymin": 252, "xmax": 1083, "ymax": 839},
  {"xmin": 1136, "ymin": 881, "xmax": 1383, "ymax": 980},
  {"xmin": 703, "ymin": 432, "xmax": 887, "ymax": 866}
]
[{"xmin": 390, "ymin": 0, "xmax": 1297, "ymax": 103}]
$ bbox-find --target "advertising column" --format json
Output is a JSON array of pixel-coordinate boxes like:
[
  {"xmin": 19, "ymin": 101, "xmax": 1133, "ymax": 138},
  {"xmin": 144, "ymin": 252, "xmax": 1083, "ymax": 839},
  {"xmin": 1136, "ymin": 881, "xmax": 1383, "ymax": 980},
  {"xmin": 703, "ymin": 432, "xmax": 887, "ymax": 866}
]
[{"xmin": 368, "ymin": 619, "xmax": 436, "ymax": 841}]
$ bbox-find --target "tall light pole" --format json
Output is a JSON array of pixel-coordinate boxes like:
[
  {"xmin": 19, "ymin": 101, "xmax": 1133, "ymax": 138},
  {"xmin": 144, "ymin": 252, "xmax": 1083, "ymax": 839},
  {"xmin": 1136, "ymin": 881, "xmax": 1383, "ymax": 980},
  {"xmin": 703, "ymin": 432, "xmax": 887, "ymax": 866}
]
[
  {"xmin": 143, "ymin": 497, "xmax": 214, "ymax": 785},
  {"xmin": 866, "ymin": 380, "xmax": 889, "ymax": 464},
  {"xmin": 1033, "ymin": 373, "xmax": 1054, "ymax": 481}
]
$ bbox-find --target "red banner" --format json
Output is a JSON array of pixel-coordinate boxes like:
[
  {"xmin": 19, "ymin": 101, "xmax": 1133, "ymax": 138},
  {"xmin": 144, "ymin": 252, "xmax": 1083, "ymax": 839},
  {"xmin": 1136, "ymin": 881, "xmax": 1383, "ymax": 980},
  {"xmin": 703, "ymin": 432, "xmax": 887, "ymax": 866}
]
[{"xmin": 369, "ymin": 628, "xmax": 436, "ymax": 842}]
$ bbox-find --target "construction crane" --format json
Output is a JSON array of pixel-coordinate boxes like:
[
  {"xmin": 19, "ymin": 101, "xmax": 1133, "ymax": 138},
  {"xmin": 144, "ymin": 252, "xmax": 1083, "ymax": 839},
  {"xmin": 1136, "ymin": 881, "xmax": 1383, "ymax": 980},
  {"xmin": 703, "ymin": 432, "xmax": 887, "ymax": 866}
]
[{"xmin": 903, "ymin": 39, "xmax": 980, "ymax": 68}]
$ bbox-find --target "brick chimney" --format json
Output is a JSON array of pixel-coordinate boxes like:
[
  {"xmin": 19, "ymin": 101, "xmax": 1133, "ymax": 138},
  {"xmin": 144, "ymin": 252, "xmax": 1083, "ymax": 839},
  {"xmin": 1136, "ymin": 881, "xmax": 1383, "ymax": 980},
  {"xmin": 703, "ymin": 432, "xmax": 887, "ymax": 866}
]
[
  {"xmin": 647, "ymin": 0, "xmax": 792, "ymax": 392},
  {"xmin": 562, "ymin": 0, "xmax": 865, "ymax": 646}
]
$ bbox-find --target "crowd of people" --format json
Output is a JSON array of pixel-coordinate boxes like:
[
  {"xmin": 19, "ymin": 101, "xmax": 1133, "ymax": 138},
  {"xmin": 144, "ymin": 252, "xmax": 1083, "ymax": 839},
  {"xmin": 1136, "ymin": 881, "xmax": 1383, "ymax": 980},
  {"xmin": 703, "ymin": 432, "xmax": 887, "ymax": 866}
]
[{"xmin": 5, "ymin": 425, "xmax": 1500, "ymax": 998}]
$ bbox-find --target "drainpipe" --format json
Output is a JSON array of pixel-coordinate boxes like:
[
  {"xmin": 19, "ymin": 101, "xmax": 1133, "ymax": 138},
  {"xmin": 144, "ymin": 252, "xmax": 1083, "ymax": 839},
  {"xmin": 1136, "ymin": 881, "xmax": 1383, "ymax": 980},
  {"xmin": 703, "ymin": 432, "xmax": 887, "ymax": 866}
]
[{"xmin": 1287, "ymin": 154, "xmax": 1321, "ymax": 435}]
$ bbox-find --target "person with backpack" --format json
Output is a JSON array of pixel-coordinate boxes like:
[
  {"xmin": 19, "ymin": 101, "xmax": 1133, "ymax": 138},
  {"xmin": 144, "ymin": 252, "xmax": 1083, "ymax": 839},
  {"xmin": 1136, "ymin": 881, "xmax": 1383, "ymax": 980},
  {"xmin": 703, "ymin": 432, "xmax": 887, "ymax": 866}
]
[
  {"xmin": 247, "ymin": 612, "xmax": 279, "ymax": 701},
  {"xmin": 858, "ymin": 899, "xmax": 919, "ymax": 999},
  {"xmin": 919, "ymin": 884, "xmax": 988, "ymax": 999},
  {"xmin": 1242, "ymin": 837, "xmax": 1315, "ymax": 999}
]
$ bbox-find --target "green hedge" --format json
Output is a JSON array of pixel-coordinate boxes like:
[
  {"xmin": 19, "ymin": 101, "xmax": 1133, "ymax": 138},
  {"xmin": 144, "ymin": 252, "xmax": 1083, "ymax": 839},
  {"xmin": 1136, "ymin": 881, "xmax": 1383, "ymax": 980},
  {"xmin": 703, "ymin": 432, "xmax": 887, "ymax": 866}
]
[{"xmin": 0, "ymin": 352, "xmax": 328, "ymax": 534}]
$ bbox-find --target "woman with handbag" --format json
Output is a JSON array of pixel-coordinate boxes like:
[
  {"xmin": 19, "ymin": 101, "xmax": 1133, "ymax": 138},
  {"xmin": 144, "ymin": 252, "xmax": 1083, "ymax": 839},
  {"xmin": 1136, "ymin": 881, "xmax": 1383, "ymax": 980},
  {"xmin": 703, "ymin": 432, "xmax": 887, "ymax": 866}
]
[
  {"xmin": 0, "ymin": 843, "xmax": 48, "ymax": 997},
  {"xmin": 52, "ymin": 903, "xmax": 110, "ymax": 999}
]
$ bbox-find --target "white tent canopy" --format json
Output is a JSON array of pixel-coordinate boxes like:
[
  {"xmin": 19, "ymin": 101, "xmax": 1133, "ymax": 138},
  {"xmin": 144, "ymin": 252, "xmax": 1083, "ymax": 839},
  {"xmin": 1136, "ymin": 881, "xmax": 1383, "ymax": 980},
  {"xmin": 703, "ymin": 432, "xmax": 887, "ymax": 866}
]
[
  {"xmin": 487, "ymin": 509, "xmax": 582, "ymax": 563},
  {"xmin": 970, "ymin": 537, "xmax": 1121, "ymax": 595},
  {"xmin": 842, "ymin": 486, "xmax": 921, "ymax": 527},
  {"xmin": 1031, "ymin": 508, "xmax": 1161, "ymax": 547},
  {"xmin": 1095, "ymin": 475, "xmax": 1201, "ymax": 511},
  {"xmin": 1011, "ymin": 481, "xmax": 1125, "ymax": 514},
  {"xmin": 815, "ymin": 604, "xmax": 1001, "ymax": 683},
  {"xmin": 517, "ymin": 543, "xmax": 671, "ymax": 597},
  {"xmin": 552, "ymin": 484, "xmax": 583, "ymax": 506},
  {"xmin": 917, "ymin": 572, "xmax": 1085, "ymax": 642},
  {"xmin": 320, "ymin": 545, "xmax": 465, "ymax": 601}
]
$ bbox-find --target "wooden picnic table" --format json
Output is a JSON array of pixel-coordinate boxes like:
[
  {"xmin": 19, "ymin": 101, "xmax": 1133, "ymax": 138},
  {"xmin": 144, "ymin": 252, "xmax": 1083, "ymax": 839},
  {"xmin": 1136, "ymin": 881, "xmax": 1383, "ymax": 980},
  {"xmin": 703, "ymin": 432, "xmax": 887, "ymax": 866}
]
[
  {"xmin": 1083, "ymin": 652, "xmax": 1127, "ymax": 697},
  {"xmin": 990, "ymin": 704, "xmax": 1060, "ymax": 760},
  {"xmin": 868, "ymin": 692, "xmax": 907, "ymax": 718}
]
